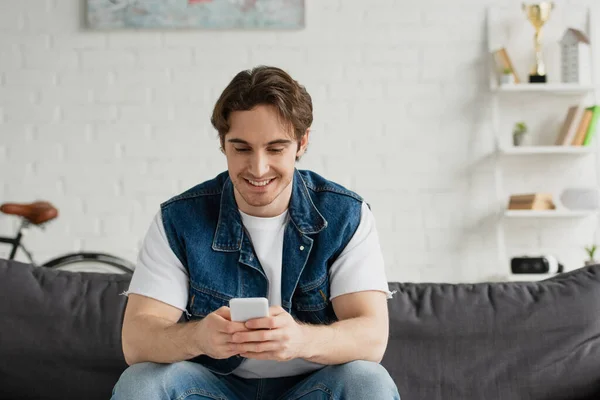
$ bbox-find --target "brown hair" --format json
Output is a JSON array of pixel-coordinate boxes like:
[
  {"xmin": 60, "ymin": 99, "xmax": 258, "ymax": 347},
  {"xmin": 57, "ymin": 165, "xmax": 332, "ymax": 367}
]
[{"xmin": 211, "ymin": 66, "xmax": 313, "ymax": 156}]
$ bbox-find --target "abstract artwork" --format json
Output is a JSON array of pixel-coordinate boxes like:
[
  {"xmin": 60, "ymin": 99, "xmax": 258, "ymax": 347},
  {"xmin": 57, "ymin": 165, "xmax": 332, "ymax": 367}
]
[{"xmin": 86, "ymin": 0, "xmax": 305, "ymax": 29}]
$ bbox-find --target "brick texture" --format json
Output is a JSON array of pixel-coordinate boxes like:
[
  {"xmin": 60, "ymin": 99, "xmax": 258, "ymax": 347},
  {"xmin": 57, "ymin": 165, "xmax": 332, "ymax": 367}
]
[{"xmin": 1, "ymin": 0, "xmax": 599, "ymax": 282}]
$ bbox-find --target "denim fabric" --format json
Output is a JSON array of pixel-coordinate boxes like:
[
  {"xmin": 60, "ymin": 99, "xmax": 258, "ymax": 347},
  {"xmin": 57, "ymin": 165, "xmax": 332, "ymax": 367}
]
[
  {"xmin": 160, "ymin": 169, "xmax": 364, "ymax": 375},
  {"xmin": 111, "ymin": 360, "xmax": 401, "ymax": 400}
]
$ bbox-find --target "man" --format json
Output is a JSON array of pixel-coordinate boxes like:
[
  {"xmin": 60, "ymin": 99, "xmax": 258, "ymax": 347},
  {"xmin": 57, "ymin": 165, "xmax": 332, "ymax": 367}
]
[{"xmin": 111, "ymin": 66, "xmax": 401, "ymax": 399}]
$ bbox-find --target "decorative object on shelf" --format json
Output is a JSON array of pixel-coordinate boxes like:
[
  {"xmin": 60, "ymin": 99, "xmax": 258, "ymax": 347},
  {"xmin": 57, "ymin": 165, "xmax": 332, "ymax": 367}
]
[
  {"xmin": 522, "ymin": 2, "xmax": 554, "ymax": 83},
  {"xmin": 508, "ymin": 192, "xmax": 556, "ymax": 210},
  {"xmin": 501, "ymin": 67, "xmax": 516, "ymax": 84},
  {"xmin": 512, "ymin": 121, "xmax": 528, "ymax": 146},
  {"xmin": 584, "ymin": 244, "xmax": 598, "ymax": 266},
  {"xmin": 492, "ymin": 47, "xmax": 521, "ymax": 84},
  {"xmin": 510, "ymin": 254, "xmax": 563, "ymax": 273},
  {"xmin": 560, "ymin": 28, "xmax": 592, "ymax": 85},
  {"xmin": 559, "ymin": 187, "xmax": 600, "ymax": 210}
]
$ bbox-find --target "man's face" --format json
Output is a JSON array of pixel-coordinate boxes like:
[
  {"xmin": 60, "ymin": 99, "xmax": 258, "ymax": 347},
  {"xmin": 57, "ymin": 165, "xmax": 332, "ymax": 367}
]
[{"xmin": 223, "ymin": 104, "xmax": 308, "ymax": 218}]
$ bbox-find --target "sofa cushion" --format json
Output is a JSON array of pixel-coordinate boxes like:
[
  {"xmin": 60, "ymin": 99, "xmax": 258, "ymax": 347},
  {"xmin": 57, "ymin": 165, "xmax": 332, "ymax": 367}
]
[
  {"xmin": 0, "ymin": 258, "xmax": 130, "ymax": 400},
  {"xmin": 381, "ymin": 264, "xmax": 600, "ymax": 400}
]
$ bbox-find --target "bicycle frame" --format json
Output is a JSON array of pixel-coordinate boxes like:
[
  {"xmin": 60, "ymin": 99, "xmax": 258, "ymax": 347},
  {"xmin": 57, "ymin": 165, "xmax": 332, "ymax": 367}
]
[
  {"xmin": 0, "ymin": 219, "xmax": 37, "ymax": 265},
  {"xmin": 1, "ymin": 214, "xmax": 135, "ymax": 274}
]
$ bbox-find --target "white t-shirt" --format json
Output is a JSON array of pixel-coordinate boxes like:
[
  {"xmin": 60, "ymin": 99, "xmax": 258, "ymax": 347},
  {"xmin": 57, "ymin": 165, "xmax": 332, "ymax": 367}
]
[{"xmin": 126, "ymin": 201, "xmax": 390, "ymax": 378}]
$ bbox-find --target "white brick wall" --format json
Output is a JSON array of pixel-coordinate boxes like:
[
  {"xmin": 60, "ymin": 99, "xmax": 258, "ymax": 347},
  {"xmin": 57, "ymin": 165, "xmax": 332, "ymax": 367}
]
[{"xmin": 1, "ymin": 0, "xmax": 599, "ymax": 283}]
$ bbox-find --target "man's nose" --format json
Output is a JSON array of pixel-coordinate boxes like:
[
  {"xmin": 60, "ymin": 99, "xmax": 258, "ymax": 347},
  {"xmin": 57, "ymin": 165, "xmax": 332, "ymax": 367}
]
[{"xmin": 248, "ymin": 152, "xmax": 269, "ymax": 177}]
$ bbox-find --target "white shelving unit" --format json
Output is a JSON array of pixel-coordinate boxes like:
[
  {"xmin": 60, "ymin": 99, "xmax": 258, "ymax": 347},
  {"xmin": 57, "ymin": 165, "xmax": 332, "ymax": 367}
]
[
  {"xmin": 487, "ymin": 6, "xmax": 599, "ymax": 278},
  {"xmin": 505, "ymin": 273, "xmax": 555, "ymax": 282},
  {"xmin": 499, "ymin": 145, "xmax": 594, "ymax": 155},
  {"xmin": 504, "ymin": 209, "xmax": 597, "ymax": 218},
  {"xmin": 494, "ymin": 83, "xmax": 595, "ymax": 94}
]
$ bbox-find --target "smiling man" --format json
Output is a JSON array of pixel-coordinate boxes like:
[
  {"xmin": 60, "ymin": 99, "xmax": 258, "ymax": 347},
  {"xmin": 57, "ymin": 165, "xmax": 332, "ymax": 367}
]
[{"xmin": 111, "ymin": 66, "xmax": 401, "ymax": 400}]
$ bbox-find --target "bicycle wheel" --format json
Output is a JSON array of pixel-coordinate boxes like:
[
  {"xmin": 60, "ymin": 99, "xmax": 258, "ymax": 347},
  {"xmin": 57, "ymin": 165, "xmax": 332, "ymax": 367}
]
[{"xmin": 43, "ymin": 252, "xmax": 135, "ymax": 274}]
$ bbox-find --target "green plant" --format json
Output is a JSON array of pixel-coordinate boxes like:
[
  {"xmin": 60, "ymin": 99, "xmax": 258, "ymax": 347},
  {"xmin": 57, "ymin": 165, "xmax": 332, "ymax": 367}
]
[
  {"xmin": 503, "ymin": 67, "xmax": 512, "ymax": 75},
  {"xmin": 585, "ymin": 244, "xmax": 598, "ymax": 260},
  {"xmin": 513, "ymin": 121, "xmax": 527, "ymax": 135}
]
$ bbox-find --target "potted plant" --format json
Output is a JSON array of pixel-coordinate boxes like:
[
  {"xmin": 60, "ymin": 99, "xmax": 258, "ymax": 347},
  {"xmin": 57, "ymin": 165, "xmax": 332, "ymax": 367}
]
[
  {"xmin": 512, "ymin": 121, "xmax": 527, "ymax": 146},
  {"xmin": 584, "ymin": 244, "xmax": 598, "ymax": 266},
  {"xmin": 501, "ymin": 67, "xmax": 515, "ymax": 84}
]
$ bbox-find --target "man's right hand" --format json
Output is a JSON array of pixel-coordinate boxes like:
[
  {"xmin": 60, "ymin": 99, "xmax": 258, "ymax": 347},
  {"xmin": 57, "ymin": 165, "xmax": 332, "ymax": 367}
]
[{"xmin": 195, "ymin": 306, "xmax": 250, "ymax": 359}]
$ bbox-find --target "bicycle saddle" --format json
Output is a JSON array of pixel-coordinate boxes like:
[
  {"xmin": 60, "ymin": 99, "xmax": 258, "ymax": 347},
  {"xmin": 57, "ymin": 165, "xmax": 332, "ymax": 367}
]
[{"xmin": 0, "ymin": 201, "xmax": 59, "ymax": 225}]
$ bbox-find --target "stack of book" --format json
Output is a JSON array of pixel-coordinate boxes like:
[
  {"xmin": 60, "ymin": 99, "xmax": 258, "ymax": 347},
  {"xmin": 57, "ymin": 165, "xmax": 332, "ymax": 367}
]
[
  {"xmin": 555, "ymin": 105, "xmax": 600, "ymax": 146},
  {"xmin": 508, "ymin": 193, "xmax": 556, "ymax": 210}
]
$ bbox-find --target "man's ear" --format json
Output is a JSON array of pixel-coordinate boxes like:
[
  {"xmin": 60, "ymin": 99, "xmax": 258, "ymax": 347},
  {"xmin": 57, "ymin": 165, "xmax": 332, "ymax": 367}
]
[{"xmin": 296, "ymin": 128, "xmax": 310, "ymax": 158}]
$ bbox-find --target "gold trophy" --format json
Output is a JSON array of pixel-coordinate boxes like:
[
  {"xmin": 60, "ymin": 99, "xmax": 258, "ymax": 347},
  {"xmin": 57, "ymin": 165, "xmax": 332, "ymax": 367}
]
[{"xmin": 522, "ymin": 2, "xmax": 554, "ymax": 83}]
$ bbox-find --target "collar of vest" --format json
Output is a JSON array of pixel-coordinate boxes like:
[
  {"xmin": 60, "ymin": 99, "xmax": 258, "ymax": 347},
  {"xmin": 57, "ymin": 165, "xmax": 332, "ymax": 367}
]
[{"xmin": 211, "ymin": 169, "xmax": 328, "ymax": 252}]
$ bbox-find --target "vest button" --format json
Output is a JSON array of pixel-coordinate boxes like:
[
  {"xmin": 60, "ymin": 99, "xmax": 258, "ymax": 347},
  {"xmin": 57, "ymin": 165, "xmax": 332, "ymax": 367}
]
[{"xmin": 299, "ymin": 246, "xmax": 305, "ymax": 251}]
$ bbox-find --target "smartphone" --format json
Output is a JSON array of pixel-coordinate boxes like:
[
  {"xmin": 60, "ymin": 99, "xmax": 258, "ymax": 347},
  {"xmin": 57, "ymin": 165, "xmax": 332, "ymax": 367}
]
[{"xmin": 229, "ymin": 297, "xmax": 269, "ymax": 323}]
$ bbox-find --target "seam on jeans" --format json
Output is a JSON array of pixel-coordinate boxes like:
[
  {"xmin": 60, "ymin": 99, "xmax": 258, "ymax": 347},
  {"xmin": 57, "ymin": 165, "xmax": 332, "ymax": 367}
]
[
  {"xmin": 175, "ymin": 388, "xmax": 228, "ymax": 400},
  {"xmin": 286, "ymin": 384, "xmax": 334, "ymax": 400},
  {"xmin": 255, "ymin": 378, "xmax": 263, "ymax": 400}
]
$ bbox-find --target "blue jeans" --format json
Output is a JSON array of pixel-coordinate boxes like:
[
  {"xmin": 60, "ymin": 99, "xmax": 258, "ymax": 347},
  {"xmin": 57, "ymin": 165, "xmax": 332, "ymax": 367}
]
[{"xmin": 111, "ymin": 360, "xmax": 401, "ymax": 399}]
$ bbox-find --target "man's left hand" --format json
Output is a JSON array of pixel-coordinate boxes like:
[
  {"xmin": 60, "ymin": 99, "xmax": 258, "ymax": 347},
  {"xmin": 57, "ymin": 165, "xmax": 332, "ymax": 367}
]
[{"xmin": 230, "ymin": 306, "xmax": 310, "ymax": 361}]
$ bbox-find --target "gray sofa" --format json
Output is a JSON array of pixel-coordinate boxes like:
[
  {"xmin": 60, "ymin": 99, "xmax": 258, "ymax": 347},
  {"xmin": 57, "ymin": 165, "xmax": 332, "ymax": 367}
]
[{"xmin": 1, "ymin": 257, "xmax": 600, "ymax": 400}]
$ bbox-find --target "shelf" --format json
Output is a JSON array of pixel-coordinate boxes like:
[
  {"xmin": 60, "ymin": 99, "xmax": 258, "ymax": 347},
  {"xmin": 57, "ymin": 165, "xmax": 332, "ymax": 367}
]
[
  {"xmin": 493, "ymin": 83, "xmax": 595, "ymax": 94},
  {"xmin": 504, "ymin": 210, "xmax": 597, "ymax": 218},
  {"xmin": 505, "ymin": 273, "xmax": 556, "ymax": 282},
  {"xmin": 499, "ymin": 146, "xmax": 594, "ymax": 155}
]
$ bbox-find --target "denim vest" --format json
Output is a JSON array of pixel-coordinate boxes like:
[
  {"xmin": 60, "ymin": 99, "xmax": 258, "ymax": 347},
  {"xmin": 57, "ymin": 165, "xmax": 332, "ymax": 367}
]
[{"xmin": 160, "ymin": 169, "xmax": 363, "ymax": 375}]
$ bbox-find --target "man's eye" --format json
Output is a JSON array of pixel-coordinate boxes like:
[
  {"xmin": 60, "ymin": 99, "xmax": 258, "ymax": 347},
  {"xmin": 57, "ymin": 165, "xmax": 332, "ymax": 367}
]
[
  {"xmin": 269, "ymin": 148, "xmax": 284, "ymax": 153},
  {"xmin": 234, "ymin": 148, "xmax": 250, "ymax": 153}
]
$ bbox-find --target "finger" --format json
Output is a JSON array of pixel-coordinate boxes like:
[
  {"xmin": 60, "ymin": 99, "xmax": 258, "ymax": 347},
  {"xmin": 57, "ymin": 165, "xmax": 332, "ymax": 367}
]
[
  {"xmin": 221, "ymin": 321, "xmax": 251, "ymax": 334},
  {"xmin": 211, "ymin": 308, "xmax": 249, "ymax": 334},
  {"xmin": 268, "ymin": 306, "xmax": 286, "ymax": 316},
  {"xmin": 245, "ymin": 314, "xmax": 284, "ymax": 330},
  {"xmin": 213, "ymin": 306, "xmax": 231, "ymax": 320},
  {"xmin": 226, "ymin": 343, "xmax": 242, "ymax": 357},
  {"xmin": 231, "ymin": 328, "xmax": 280, "ymax": 343},
  {"xmin": 235, "ymin": 341, "xmax": 280, "ymax": 354}
]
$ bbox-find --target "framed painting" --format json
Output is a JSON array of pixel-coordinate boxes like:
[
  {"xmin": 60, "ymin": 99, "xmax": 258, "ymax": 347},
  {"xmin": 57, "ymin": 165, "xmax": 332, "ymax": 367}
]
[{"xmin": 86, "ymin": 0, "xmax": 305, "ymax": 29}]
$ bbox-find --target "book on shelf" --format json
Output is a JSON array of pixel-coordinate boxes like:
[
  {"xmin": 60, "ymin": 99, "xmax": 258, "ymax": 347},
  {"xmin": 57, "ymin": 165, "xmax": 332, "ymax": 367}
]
[
  {"xmin": 571, "ymin": 108, "xmax": 594, "ymax": 146},
  {"xmin": 555, "ymin": 105, "xmax": 584, "ymax": 145},
  {"xmin": 583, "ymin": 105, "xmax": 600, "ymax": 146},
  {"xmin": 555, "ymin": 104, "xmax": 600, "ymax": 146},
  {"xmin": 508, "ymin": 193, "xmax": 556, "ymax": 210},
  {"xmin": 491, "ymin": 47, "xmax": 520, "ymax": 84}
]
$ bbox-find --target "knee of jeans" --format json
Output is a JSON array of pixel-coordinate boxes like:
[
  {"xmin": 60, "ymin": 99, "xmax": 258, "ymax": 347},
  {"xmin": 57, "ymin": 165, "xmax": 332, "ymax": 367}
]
[
  {"xmin": 334, "ymin": 361, "xmax": 398, "ymax": 396},
  {"xmin": 112, "ymin": 362, "xmax": 168, "ymax": 398}
]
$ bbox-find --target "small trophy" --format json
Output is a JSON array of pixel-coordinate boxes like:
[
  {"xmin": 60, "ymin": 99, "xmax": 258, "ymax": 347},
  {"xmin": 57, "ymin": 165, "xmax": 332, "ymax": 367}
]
[{"xmin": 522, "ymin": 2, "xmax": 554, "ymax": 83}]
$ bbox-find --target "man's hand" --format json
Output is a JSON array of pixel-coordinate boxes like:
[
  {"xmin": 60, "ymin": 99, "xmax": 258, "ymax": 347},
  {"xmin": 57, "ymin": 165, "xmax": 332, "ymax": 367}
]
[
  {"xmin": 230, "ymin": 306, "xmax": 309, "ymax": 361},
  {"xmin": 196, "ymin": 306, "xmax": 250, "ymax": 359}
]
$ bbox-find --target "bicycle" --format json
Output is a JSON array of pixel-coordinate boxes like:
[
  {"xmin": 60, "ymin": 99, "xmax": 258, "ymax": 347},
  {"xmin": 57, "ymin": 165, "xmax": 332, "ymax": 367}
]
[{"xmin": 0, "ymin": 201, "xmax": 135, "ymax": 274}]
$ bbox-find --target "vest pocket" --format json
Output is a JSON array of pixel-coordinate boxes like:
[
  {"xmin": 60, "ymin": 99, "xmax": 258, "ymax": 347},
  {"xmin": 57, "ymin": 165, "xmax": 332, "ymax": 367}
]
[{"xmin": 188, "ymin": 285, "xmax": 233, "ymax": 319}]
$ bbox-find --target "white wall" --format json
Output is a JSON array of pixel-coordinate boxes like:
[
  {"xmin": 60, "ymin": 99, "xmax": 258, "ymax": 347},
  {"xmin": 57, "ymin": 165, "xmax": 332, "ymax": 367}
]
[{"xmin": 1, "ymin": 0, "xmax": 599, "ymax": 283}]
